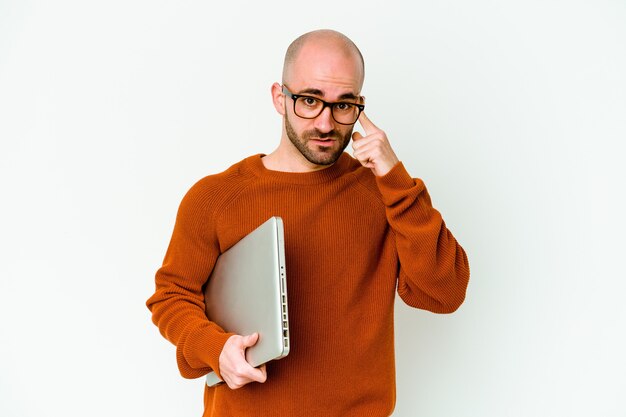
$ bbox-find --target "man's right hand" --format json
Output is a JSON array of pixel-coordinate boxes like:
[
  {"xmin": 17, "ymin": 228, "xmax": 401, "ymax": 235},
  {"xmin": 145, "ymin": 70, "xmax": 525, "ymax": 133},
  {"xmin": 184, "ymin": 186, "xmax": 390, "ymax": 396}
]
[{"xmin": 218, "ymin": 333, "xmax": 267, "ymax": 389}]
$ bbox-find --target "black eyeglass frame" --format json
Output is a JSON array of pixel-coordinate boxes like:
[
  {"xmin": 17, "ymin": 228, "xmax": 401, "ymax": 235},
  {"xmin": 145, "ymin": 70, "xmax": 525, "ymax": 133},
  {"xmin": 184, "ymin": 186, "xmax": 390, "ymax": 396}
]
[{"xmin": 282, "ymin": 85, "xmax": 365, "ymax": 125}]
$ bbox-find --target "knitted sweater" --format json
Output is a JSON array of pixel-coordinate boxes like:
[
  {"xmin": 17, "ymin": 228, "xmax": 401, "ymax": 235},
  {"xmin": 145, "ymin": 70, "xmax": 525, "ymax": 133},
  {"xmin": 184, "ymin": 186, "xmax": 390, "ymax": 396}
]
[{"xmin": 146, "ymin": 153, "xmax": 470, "ymax": 417}]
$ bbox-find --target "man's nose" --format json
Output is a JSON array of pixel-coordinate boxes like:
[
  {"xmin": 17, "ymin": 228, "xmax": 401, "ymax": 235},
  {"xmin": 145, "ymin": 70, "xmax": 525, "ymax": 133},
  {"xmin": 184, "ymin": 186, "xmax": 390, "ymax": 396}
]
[{"xmin": 313, "ymin": 106, "xmax": 335, "ymax": 133}]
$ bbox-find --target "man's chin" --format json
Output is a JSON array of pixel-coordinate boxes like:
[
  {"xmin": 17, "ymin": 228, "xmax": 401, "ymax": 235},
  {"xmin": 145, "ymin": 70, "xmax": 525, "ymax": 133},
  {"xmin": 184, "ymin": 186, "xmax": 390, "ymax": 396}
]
[{"xmin": 305, "ymin": 147, "xmax": 343, "ymax": 166}]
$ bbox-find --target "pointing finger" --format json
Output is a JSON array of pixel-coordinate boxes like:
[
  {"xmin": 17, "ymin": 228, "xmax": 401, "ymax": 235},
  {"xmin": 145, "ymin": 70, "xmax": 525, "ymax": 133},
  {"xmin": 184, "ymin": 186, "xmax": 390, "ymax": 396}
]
[{"xmin": 358, "ymin": 112, "xmax": 378, "ymax": 135}]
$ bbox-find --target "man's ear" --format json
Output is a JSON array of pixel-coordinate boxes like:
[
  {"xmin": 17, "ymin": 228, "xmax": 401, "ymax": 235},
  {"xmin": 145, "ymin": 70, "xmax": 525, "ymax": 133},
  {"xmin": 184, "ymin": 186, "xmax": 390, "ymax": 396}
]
[{"xmin": 271, "ymin": 82, "xmax": 286, "ymax": 115}]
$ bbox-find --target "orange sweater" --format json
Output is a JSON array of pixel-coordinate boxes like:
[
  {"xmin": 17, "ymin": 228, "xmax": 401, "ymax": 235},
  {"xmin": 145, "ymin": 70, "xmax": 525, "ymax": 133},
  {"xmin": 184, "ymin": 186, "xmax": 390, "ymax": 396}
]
[{"xmin": 146, "ymin": 153, "xmax": 469, "ymax": 416}]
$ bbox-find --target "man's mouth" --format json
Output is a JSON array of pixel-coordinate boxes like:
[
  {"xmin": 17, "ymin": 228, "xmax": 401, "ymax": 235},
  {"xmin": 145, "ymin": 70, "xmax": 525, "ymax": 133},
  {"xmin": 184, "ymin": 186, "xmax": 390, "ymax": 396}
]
[{"xmin": 309, "ymin": 137, "xmax": 336, "ymax": 145}]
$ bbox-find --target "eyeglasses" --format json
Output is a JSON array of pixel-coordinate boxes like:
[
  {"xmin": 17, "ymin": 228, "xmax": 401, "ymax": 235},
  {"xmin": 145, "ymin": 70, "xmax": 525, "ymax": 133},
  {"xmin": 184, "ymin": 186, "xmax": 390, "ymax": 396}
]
[{"xmin": 282, "ymin": 85, "xmax": 365, "ymax": 125}]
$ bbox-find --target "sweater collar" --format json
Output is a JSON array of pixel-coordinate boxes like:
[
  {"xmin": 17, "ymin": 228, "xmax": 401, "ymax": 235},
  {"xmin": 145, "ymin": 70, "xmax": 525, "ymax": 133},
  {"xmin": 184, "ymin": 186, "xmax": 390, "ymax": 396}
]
[{"xmin": 244, "ymin": 152, "xmax": 353, "ymax": 185}]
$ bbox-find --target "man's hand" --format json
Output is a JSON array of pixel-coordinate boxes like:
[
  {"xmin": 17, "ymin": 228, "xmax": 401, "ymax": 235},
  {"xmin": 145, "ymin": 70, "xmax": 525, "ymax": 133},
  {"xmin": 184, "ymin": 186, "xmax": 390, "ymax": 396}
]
[
  {"xmin": 218, "ymin": 333, "xmax": 267, "ymax": 389},
  {"xmin": 351, "ymin": 112, "xmax": 399, "ymax": 177}
]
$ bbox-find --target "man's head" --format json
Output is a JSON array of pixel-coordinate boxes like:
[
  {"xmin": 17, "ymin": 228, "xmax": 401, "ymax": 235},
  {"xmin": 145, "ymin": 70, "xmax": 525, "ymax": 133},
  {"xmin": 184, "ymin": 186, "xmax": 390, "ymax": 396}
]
[
  {"xmin": 281, "ymin": 30, "xmax": 364, "ymax": 89},
  {"xmin": 271, "ymin": 30, "xmax": 365, "ymax": 169}
]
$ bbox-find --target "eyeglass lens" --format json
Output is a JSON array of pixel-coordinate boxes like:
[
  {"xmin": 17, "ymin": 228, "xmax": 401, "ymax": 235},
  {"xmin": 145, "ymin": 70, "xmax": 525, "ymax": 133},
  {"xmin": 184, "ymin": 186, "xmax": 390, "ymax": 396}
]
[{"xmin": 294, "ymin": 97, "xmax": 360, "ymax": 124}]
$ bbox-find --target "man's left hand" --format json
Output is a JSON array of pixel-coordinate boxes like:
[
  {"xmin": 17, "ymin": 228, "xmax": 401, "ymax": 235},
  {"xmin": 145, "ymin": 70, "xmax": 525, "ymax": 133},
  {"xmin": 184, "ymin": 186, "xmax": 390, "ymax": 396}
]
[{"xmin": 351, "ymin": 112, "xmax": 399, "ymax": 177}]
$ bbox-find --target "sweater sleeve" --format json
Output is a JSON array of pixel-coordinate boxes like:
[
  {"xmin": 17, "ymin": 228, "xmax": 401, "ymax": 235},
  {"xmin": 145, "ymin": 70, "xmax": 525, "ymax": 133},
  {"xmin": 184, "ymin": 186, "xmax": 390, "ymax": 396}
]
[
  {"xmin": 146, "ymin": 182, "xmax": 234, "ymax": 379},
  {"xmin": 375, "ymin": 162, "xmax": 470, "ymax": 313}
]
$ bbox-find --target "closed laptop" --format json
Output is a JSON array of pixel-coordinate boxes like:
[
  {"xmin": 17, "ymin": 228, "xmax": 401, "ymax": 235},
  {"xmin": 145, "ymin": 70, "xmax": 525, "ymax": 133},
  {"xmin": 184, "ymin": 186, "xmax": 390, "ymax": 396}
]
[{"xmin": 203, "ymin": 216, "xmax": 290, "ymax": 386}]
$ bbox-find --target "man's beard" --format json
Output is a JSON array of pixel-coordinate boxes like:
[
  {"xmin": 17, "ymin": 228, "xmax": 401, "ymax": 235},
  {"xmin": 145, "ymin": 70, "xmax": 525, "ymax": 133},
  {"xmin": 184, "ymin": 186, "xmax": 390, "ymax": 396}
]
[{"xmin": 285, "ymin": 113, "xmax": 353, "ymax": 166}]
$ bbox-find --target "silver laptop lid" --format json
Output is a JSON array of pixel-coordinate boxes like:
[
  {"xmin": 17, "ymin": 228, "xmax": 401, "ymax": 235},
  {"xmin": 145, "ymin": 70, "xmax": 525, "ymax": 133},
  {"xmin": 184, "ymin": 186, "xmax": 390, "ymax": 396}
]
[{"xmin": 204, "ymin": 216, "xmax": 289, "ymax": 385}]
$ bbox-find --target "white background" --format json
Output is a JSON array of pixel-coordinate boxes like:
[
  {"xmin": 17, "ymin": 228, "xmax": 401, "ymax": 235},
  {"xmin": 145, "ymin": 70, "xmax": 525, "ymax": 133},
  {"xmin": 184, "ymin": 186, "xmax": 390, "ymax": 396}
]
[{"xmin": 1, "ymin": 1, "xmax": 625, "ymax": 416}]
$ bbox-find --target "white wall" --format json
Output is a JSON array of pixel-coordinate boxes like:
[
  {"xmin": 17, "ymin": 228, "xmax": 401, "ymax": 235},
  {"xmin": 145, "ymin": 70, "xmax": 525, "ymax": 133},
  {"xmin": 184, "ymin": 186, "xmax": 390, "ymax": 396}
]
[{"xmin": 1, "ymin": 1, "xmax": 624, "ymax": 416}]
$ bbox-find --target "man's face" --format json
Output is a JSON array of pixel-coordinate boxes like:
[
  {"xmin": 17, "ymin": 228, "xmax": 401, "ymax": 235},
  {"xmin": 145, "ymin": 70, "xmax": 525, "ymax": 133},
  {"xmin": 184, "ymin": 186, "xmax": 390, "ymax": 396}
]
[{"xmin": 281, "ymin": 42, "xmax": 364, "ymax": 167}]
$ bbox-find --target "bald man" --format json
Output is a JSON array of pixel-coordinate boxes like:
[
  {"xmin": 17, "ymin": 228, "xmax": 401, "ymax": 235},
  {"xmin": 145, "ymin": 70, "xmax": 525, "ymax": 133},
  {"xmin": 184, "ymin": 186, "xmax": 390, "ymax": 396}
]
[{"xmin": 147, "ymin": 29, "xmax": 470, "ymax": 416}]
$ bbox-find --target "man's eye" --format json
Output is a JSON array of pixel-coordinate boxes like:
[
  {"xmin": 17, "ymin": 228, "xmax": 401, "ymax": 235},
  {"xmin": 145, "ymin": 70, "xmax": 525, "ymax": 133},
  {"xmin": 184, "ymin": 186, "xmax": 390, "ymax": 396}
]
[
  {"xmin": 335, "ymin": 103, "xmax": 352, "ymax": 111},
  {"xmin": 303, "ymin": 97, "xmax": 318, "ymax": 106}
]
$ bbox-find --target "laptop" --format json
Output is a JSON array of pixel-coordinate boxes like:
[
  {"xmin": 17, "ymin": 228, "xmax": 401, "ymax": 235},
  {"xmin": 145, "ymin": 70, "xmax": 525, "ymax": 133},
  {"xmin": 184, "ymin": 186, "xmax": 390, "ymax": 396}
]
[{"xmin": 203, "ymin": 216, "xmax": 290, "ymax": 386}]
